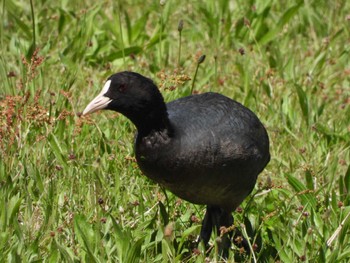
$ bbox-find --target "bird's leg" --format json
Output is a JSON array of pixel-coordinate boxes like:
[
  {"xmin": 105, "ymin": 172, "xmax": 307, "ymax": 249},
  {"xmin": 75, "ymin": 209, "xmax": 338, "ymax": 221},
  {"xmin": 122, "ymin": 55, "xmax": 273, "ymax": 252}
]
[
  {"xmin": 232, "ymin": 227, "xmax": 250, "ymax": 253},
  {"xmin": 199, "ymin": 206, "xmax": 250, "ymax": 259},
  {"xmin": 209, "ymin": 206, "xmax": 233, "ymax": 259},
  {"xmin": 198, "ymin": 206, "xmax": 213, "ymax": 250}
]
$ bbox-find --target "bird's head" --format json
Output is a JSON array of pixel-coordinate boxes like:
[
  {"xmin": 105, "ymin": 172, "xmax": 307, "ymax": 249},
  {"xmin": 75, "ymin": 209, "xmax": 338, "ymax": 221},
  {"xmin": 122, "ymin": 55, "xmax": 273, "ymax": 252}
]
[{"xmin": 82, "ymin": 71, "xmax": 168, "ymax": 132}]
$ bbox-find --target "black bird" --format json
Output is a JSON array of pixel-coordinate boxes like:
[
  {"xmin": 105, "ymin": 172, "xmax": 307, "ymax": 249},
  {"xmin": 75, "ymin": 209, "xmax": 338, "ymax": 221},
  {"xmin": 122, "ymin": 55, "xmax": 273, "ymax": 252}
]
[{"xmin": 82, "ymin": 71, "xmax": 270, "ymax": 258}]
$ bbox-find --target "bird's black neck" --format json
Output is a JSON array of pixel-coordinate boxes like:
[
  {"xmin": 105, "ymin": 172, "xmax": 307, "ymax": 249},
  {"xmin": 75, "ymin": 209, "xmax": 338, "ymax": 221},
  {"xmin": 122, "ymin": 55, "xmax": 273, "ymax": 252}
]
[{"xmin": 128, "ymin": 105, "xmax": 173, "ymax": 138}]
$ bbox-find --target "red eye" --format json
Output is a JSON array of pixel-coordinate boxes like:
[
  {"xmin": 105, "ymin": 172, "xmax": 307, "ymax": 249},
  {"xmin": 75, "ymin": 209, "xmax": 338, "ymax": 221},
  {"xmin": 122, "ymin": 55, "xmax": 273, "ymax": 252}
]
[{"xmin": 118, "ymin": 84, "xmax": 127, "ymax": 93}]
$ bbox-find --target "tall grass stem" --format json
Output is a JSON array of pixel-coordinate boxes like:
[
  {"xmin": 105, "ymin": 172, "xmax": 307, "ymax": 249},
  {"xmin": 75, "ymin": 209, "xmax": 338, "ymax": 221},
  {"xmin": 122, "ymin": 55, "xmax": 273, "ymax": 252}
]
[
  {"xmin": 117, "ymin": 3, "xmax": 126, "ymax": 66},
  {"xmin": 30, "ymin": 0, "xmax": 36, "ymax": 52},
  {"xmin": 177, "ymin": 20, "xmax": 183, "ymax": 67},
  {"xmin": 191, "ymin": 55, "xmax": 205, "ymax": 94}
]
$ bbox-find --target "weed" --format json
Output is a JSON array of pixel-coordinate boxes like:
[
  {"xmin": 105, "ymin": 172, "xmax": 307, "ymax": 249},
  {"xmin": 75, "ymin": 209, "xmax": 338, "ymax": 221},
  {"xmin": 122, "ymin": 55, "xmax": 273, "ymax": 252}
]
[{"xmin": 1, "ymin": 0, "xmax": 350, "ymax": 262}]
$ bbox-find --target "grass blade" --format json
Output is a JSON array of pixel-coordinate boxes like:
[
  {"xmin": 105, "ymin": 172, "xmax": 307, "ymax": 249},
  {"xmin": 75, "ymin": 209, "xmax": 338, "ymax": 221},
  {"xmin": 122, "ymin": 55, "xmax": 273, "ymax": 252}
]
[
  {"xmin": 74, "ymin": 214, "xmax": 99, "ymax": 263},
  {"xmin": 294, "ymin": 84, "xmax": 309, "ymax": 126},
  {"xmin": 286, "ymin": 173, "xmax": 317, "ymax": 208},
  {"xmin": 259, "ymin": 1, "xmax": 303, "ymax": 45}
]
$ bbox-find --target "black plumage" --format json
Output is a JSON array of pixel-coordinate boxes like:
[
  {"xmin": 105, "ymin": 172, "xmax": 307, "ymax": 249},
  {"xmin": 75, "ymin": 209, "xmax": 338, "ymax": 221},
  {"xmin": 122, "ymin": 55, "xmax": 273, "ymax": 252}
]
[{"xmin": 82, "ymin": 71, "xmax": 270, "ymax": 258}]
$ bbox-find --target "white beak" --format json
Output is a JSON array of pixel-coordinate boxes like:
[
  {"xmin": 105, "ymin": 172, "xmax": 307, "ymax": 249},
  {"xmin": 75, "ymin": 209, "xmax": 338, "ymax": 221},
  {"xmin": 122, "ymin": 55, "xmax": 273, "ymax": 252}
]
[{"xmin": 82, "ymin": 80, "xmax": 112, "ymax": 115}]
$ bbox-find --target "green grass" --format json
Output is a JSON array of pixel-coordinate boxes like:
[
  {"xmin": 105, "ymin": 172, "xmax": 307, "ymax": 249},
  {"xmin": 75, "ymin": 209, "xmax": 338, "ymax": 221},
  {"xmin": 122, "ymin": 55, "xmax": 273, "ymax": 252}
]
[{"xmin": 1, "ymin": 0, "xmax": 350, "ymax": 262}]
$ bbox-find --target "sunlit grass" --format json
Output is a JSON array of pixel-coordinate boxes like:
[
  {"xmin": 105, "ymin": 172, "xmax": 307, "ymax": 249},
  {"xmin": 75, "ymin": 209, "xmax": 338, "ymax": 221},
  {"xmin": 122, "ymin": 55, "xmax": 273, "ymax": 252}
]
[{"xmin": 1, "ymin": 0, "xmax": 350, "ymax": 262}]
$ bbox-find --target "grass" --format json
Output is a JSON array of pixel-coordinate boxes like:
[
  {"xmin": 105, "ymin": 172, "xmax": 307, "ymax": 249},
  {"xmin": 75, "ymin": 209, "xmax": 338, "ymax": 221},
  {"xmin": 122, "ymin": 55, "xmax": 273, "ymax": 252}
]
[{"xmin": 1, "ymin": 0, "xmax": 350, "ymax": 262}]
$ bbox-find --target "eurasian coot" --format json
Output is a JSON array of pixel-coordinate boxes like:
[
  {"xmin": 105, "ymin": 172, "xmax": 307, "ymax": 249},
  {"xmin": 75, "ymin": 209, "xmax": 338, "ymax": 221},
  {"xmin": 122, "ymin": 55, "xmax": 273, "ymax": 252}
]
[{"xmin": 82, "ymin": 71, "xmax": 270, "ymax": 258}]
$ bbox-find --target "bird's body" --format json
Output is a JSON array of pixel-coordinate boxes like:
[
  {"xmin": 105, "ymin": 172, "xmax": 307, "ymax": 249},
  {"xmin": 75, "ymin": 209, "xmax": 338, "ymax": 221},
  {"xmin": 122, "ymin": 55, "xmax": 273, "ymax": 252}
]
[
  {"xmin": 82, "ymin": 71, "xmax": 270, "ymax": 258},
  {"xmin": 136, "ymin": 92, "xmax": 269, "ymax": 212}
]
